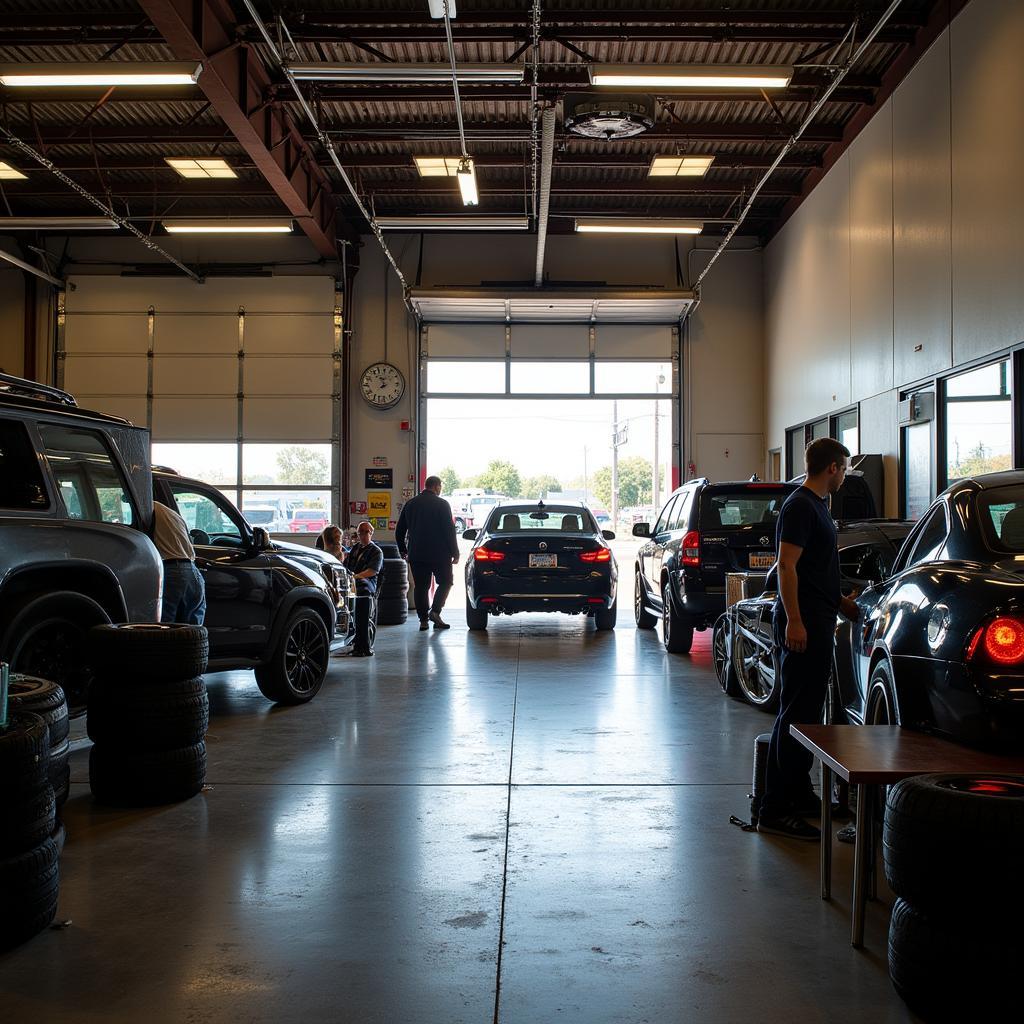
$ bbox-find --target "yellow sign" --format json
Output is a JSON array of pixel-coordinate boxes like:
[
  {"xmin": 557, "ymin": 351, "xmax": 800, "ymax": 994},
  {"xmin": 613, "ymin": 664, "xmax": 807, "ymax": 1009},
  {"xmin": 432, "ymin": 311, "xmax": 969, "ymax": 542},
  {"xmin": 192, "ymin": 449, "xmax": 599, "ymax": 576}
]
[{"xmin": 367, "ymin": 491, "xmax": 391, "ymax": 519}]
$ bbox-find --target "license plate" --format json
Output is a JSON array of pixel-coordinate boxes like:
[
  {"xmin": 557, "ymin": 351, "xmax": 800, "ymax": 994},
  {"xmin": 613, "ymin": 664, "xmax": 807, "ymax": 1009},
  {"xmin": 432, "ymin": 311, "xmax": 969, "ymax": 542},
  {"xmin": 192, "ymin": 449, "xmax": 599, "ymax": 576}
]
[
  {"xmin": 749, "ymin": 552, "xmax": 774, "ymax": 569},
  {"xmin": 529, "ymin": 553, "xmax": 557, "ymax": 568}
]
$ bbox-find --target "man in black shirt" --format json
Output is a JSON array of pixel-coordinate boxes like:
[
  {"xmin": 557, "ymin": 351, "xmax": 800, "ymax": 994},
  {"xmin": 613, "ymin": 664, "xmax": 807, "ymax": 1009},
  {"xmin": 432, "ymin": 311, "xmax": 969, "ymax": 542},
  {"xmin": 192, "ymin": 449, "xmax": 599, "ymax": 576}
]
[
  {"xmin": 758, "ymin": 438, "xmax": 861, "ymax": 841},
  {"xmin": 396, "ymin": 475, "xmax": 460, "ymax": 631},
  {"xmin": 347, "ymin": 521, "xmax": 384, "ymax": 656}
]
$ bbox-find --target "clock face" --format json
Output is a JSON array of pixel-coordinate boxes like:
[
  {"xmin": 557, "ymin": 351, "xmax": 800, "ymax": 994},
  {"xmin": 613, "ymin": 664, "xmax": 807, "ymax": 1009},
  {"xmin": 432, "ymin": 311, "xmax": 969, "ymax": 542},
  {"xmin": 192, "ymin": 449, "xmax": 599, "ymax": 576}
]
[{"xmin": 360, "ymin": 362, "xmax": 406, "ymax": 409}]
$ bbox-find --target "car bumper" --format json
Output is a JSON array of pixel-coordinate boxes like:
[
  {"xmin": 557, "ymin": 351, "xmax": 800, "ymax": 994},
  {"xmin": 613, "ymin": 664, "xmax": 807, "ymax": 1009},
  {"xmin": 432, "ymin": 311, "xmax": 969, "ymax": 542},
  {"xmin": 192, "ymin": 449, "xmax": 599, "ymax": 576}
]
[
  {"xmin": 926, "ymin": 664, "xmax": 1024, "ymax": 747},
  {"xmin": 469, "ymin": 572, "xmax": 616, "ymax": 615}
]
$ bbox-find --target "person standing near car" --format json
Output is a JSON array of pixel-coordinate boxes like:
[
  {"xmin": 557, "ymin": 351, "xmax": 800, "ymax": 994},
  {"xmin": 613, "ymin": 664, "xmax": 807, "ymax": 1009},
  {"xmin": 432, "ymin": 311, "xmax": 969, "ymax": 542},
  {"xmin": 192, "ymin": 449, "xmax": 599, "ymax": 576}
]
[
  {"xmin": 347, "ymin": 521, "xmax": 383, "ymax": 656},
  {"xmin": 396, "ymin": 475, "xmax": 460, "ymax": 630},
  {"xmin": 758, "ymin": 438, "xmax": 861, "ymax": 842},
  {"xmin": 153, "ymin": 500, "xmax": 206, "ymax": 626}
]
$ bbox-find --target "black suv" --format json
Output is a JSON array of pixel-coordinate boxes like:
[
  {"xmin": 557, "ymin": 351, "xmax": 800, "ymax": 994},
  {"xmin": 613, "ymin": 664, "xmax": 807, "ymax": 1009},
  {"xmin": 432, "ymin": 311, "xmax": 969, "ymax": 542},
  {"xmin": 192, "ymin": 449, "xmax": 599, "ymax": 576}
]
[
  {"xmin": 152, "ymin": 469, "xmax": 355, "ymax": 703},
  {"xmin": 633, "ymin": 479, "xmax": 797, "ymax": 653}
]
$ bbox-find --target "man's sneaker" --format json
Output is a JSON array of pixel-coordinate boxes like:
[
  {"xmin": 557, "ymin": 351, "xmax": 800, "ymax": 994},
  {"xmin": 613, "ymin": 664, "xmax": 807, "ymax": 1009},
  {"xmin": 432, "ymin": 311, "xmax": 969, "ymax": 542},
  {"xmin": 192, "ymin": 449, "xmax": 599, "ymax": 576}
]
[
  {"xmin": 792, "ymin": 793, "xmax": 822, "ymax": 817},
  {"xmin": 419, "ymin": 620, "xmax": 429, "ymax": 631},
  {"xmin": 429, "ymin": 612, "xmax": 451, "ymax": 630},
  {"xmin": 757, "ymin": 813, "xmax": 821, "ymax": 842}
]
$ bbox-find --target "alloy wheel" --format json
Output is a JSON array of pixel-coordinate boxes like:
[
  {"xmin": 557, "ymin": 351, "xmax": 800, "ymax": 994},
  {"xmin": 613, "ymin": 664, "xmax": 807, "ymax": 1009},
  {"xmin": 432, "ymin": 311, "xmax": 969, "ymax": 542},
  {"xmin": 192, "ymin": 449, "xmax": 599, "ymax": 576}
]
[
  {"xmin": 284, "ymin": 618, "xmax": 328, "ymax": 694},
  {"xmin": 662, "ymin": 584, "xmax": 671, "ymax": 646},
  {"xmin": 712, "ymin": 621, "xmax": 729, "ymax": 683},
  {"xmin": 733, "ymin": 629, "xmax": 776, "ymax": 706}
]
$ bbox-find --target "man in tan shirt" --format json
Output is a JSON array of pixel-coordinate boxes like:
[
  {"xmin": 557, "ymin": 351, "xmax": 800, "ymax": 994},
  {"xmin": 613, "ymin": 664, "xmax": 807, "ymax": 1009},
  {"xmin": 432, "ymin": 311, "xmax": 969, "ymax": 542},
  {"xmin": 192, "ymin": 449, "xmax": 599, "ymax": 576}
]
[{"xmin": 153, "ymin": 501, "xmax": 207, "ymax": 625}]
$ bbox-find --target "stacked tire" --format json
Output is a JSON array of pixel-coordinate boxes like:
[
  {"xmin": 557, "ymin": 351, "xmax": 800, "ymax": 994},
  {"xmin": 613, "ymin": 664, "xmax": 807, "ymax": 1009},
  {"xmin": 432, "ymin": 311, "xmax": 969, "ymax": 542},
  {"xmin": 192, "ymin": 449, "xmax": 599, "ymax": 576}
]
[
  {"xmin": 884, "ymin": 773, "xmax": 1024, "ymax": 1017},
  {"xmin": 87, "ymin": 624, "xmax": 210, "ymax": 805},
  {"xmin": 376, "ymin": 557, "xmax": 409, "ymax": 625},
  {"xmin": 0, "ymin": 712, "xmax": 60, "ymax": 949},
  {"xmin": 9, "ymin": 675, "xmax": 71, "ymax": 809}
]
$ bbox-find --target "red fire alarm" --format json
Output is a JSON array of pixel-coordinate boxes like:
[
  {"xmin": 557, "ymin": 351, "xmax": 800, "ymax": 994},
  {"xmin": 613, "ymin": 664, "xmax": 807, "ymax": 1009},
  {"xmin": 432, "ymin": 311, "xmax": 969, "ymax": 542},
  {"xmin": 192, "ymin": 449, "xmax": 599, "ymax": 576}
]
[{"xmin": 399, "ymin": 420, "xmax": 411, "ymax": 431}]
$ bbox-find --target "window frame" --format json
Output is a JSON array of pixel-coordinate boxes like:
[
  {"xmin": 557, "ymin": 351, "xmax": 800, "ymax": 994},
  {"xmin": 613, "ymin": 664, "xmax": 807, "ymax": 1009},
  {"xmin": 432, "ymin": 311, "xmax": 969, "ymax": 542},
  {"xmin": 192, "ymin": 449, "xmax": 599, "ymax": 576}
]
[
  {"xmin": 166, "ymin": 480, "xmax": 249, "ymax": 547},
  {"xmin": 0, "ymin": 416, "xmax": 52, "ymax": 513},
  {"xmin": 784, "ymin": 406, "xmax": 859, "ymax": 479},
  {"xmin": 905, "ymin": 502, "xmax": 949, "ymax": 569}
]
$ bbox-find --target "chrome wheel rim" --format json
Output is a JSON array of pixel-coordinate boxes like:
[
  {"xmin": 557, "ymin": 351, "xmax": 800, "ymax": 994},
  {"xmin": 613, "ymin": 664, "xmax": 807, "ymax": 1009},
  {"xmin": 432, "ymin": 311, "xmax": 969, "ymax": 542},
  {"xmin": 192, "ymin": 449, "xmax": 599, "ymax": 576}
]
[
  {"xmin": 634, "ymin": 574, "xmax": 644, "ymax": 624},
  {"xmin": 733, "ymin": 629, "xmax": 776, "ymax": 705},
  {"xmin": 662, "ymin": 585, "xmax": 671, "ymax": 646},
  {"xmin": 285, "ymin": 619, "xmax": 327, "ymax": 694},
  {"xmin": 869, "ymin": 684, "xmax": 891, "ymax": 725},
  {"xmin": 712, "ymin": 621, "xmax": 729, "ymax": 685}
]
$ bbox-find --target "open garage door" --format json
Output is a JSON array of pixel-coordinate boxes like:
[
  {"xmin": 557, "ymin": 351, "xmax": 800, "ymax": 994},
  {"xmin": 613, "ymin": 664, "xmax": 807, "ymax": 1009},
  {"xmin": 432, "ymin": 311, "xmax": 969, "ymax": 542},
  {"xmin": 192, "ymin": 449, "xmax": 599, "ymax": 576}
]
[{"xmin": 60, "ymin": 277, "xmax": 341, "ymax": 530}]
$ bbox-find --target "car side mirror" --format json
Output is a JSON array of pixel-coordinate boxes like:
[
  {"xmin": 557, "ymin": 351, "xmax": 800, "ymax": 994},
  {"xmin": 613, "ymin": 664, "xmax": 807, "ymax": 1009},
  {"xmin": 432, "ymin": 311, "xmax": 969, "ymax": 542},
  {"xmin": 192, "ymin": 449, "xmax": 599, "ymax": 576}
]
[
  {"xmin": 602, "ymin": 529, "xmax": 616, "ymax": 540},
  {"xmin": 462, "ymin": 528, "xmax": 478, "ymax": 541},
  {"xmin": 632, "ymin": 523, "xmax": 651, "ymax": 538},
  {"xmin": 252, "ymin": 526, "xmax": 272, "ymax": 551}
]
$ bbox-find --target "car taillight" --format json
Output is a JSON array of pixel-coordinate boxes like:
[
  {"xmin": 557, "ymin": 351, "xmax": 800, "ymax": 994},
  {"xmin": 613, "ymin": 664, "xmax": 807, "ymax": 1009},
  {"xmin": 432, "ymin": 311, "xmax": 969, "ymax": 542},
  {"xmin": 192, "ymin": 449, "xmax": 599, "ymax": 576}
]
[
  {"xmin": 681, "ymin": 530, "xmax": 700, "ymax": 567},
  {"xmin": 579, "ymin": 548, "xmax": 612, "ymax": 563},
  {"xmin": 474, "ymin": 546, "xmax": 505, "ymax": 562},
  {"xmin": 972, "ymin": 616, "xmax": 1024, "ymax": 665}
]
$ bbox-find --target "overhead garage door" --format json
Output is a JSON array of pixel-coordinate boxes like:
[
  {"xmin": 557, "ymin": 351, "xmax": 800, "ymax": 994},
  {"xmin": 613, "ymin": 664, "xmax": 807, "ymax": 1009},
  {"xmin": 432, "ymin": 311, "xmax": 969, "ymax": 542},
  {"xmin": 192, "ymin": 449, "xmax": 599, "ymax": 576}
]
[{"xmin": 61, "ymin": 276, "xmax": 340, "ymax": 528}]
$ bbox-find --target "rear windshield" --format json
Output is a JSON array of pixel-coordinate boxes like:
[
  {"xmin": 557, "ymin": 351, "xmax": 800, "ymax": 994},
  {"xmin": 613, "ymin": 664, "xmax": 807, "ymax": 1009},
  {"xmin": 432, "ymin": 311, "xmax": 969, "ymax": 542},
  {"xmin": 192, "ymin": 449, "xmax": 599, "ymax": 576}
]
[
  {"xmin": 700, "ymin": 489, "xmax": 791, "ymax": 530},
  {"xmin": 487, "ymin": 508, "xmax": 596, "ymax": 533},
  {"xmin": 977, "ymin": 485, "xmax": 1024, "ymax": 552}
]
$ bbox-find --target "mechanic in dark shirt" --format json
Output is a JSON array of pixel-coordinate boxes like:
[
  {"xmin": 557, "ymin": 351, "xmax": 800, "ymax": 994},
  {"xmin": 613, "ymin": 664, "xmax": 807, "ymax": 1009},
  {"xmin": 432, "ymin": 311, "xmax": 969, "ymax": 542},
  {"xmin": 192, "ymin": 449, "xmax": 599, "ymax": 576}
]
[
  {"xmin": 395, "ymin": 475, "xmax": 460, "ymax": 631},
  {"xmin": 758, "ymin": 437, "xmax": 861, "ymax": 841},
  {"xmin": 347, "ymin": 520, "xmax": 384, "ymax": 657}
]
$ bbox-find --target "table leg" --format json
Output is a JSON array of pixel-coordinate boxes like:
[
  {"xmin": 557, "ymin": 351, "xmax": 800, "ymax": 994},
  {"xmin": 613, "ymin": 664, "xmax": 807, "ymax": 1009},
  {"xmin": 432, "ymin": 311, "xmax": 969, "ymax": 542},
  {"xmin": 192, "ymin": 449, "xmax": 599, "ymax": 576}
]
[
  {"xmin": 851, "ymin": 783, "xmax": 873, "ymax": 949},
  {"xmin": 820, "ymin": 762, "xmax": 832, "ymax": 900}
]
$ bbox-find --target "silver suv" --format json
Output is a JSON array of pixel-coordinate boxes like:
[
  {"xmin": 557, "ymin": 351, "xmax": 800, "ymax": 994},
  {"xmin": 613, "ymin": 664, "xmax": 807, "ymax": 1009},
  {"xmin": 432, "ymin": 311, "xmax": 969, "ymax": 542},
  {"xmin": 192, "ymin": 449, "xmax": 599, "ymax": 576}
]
[{"xmin": 0, "ymin": 374, "xmax": 162, "ymax": 713}]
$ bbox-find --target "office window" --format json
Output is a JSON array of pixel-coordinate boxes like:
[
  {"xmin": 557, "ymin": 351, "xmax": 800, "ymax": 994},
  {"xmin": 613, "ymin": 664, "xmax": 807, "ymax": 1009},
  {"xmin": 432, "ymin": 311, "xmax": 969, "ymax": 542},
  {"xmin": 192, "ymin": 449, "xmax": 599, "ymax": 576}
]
[{"xmin": 943, "ymin": 359, "xmax": 1011, "ymax": 485}]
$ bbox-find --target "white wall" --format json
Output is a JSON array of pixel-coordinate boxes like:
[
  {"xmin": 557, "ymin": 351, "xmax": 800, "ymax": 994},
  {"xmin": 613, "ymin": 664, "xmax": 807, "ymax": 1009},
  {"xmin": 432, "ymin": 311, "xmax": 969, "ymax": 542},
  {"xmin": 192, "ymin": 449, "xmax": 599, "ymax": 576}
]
[{"xmin": 764, "ymin": 0, "xmax": 1024, "ymax": 516}]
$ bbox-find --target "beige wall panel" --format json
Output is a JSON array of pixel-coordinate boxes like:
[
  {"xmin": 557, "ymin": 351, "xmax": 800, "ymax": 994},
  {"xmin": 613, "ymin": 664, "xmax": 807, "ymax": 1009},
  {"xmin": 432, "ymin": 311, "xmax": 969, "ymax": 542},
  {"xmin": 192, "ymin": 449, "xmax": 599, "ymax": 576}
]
[
  {"xmin": 74, "ymin": 394, "xmax": 148, "ymax": 427},
  {"xmin": 153, "ymin": 355, "xmax": 237, "ymax": 395},
  {"xmin": 245, "ymin": 356, "xmax": 333, "ymax": 396},
  {"xmin": 849, "ymin": 100, "xmax": 895, "ymax": 400},
  {"xmin": 951, "ymin": 0, "xmax": 1024, "ymax": 364},
  {"xmin": 64, "ymin": 354, "xmax": 147, "ymax": 396},
  {"xmin": 151, "ymin": 398, "xmax": 236, "ymax": 439},
  {"xmin": 244, "ymin": 314, "xmax": 335, "ymax": 354},
  {"xmin": 510, "ymin": 326, "xmax": 589, "ymax": 358},
  {"xmin": 695, "ymin": 433, "xmax": 764, "ymax": 483},
  {"xmin": 893, "ymin": 30, "xmax": 952, "ymax": 386},
  {"xmin": 595, "ymin": 325, "xmax": 672, "ymax": 358},
  {"xmin": 859, "ymin": 389, "xmax": 899, "ymax": 518},
  {"xmin": 66, "ymin": 276, "xmax": 162, "ymax": 313},
  {"xmin": 245, "ymin": 397, "xmax": 332, "ymax": 440},
  {"xmin": 65, "ymin": 314, "xmax": 149, "ymax": 354},
  {"xmin": 425, "ymin": 324, "xmax": 505, "ymax": 358},
  {"xmin": 154, "ymin": 314, "xmax": 237, "ymax": 354}
]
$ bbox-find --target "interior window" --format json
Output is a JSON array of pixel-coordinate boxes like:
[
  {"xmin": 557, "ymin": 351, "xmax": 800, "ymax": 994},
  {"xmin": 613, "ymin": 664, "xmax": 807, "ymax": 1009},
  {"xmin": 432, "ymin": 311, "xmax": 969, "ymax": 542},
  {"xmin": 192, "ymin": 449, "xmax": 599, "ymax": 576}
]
[
  {"xmin": 839, "ymin": 543, "xmax": 888, "ymax": 583},
  {"xmin": 653, "ymin": 495, "xmax": 678, "ymax": 535},
  {"xmin": 0, "ymin": 418, "xmax": 49, "ymax": 510},
  {"xmin": 907, "ymin": 505, "xmax": 947, "ymax": 567},
  {"xmin": 39, "ymin": 423, "xmax": 136, "ymax": 527},
  {"xmin": 668, "ymin": 491, "xmax": 692, "ymax": 532},
  {"xmin": 170, "ymin": 486, "xmax": 243, "ymax": 545}
]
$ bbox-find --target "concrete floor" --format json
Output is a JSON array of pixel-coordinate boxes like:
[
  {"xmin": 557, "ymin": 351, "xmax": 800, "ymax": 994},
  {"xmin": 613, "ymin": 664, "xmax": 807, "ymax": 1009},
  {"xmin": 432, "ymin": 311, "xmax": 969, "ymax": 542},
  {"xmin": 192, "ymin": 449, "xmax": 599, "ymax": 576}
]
[{"xmin": 0, "ymin": 609, "xmax": 917, "ymax": 1023}]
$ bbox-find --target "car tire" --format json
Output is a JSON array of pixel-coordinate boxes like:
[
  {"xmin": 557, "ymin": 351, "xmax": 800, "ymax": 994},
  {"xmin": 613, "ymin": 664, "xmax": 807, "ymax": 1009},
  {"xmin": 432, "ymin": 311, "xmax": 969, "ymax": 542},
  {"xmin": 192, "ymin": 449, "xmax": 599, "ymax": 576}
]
[
  {"xmin": 731, "ymin": 621, "xmax": 780, "ymax": 712},
  {"xmin": 0, "ymin": 712, "xmax": 50, "ymax": 795},
  {"xmin": 712, "ymin": 615, "xmax": 743, "ymax": 699},
  {"xmin": 884, "ymin": 773, "xmax": 1024, "ymax": 920},
  {"xmin": 888, "ymin": 897, "xmax": 1019, "ymax": 1017},
  {"xmin": 0, "ymin": 837, "xmax": 59, "ymax": 951},
  {"xmin": 3, "ymin": 591, "xmax": 112, "ymax": 717},
  {"xmin": 377, "ymin": 542, "xmax": 402, "ymax": 560},
  {"xmin": 1, "ymin": 783, "xmax": 56, "ymax": 858},
  {"xmin": 8, "ymin": 675, "xmax": 70, "ymax": 746},
  {"xmin": 90, "ymin": 623, "xmax": 209, "ymax": 683},
  {"xmin": 255, "ymin": 608, "xmax": 329, "ymax": 704},
  {"xmin": 466, "ymin": 599, "xmax": 489, "ymax": 631},
  {"xmin": 89, "ymin": 742, "xmax": 207, "ymax": 805},
  {"xmin": 865, "ymin": 661, "xmax": 897, "ymax": 725},
  {"xmin": 48, "ymin": 738, "xmax": 71, "ymax": 807},
  {"xmin": 87, "ymin": 677, "xmax": 209, "ymax": 750},
  {"xmin": 661, "ymin": 581, "xmax": 693, "ymax": 654},
  {"xmin": 594, "ymin": 600, "xmax": 617, "ymax": 631},
  {"xmin": 634, "ymin": 571, "xmax": 657, "ymax": 629},
  {"xmin": 376, "ymin": 597, "xmax": 409, "ymax": 626}
]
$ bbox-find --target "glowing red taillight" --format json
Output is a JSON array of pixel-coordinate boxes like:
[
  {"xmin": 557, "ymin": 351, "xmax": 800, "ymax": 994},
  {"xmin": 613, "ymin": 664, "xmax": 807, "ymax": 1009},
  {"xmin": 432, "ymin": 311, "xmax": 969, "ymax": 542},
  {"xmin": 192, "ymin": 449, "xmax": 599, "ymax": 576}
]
[
  {"xmin": 579, "ymin": 548, "xmax": 612, "ymax": 563},
  {"xmin": 681, "ymin": 530, "xmax": 700, "ymax": 567},
  {"xmin": 980, "ymin": 616, "xmax": 1024, "ymax": 665},
  {"xmin": 474, "ymin": 546, "xmax": 506, "ymax": 562}
]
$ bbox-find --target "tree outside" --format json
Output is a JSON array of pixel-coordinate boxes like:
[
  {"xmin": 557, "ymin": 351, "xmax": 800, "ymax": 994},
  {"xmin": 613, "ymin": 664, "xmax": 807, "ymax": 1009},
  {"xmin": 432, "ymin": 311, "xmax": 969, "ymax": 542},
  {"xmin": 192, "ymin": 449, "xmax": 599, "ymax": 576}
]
[
  {"xmin": 948, "ymin": 441, "xmax": 1012, "ymax": 481},
  {"xmin": 520, "ymin": 473, "xmax": 562, "ymax": 499},
  {"xmin": 438, "ymin": 466, "xmax": 461, "ymax": 494},
  {"xmin": 475, "ymin": 459, "xmax": 522, "ymax": 498},
  {"xmin": 275, "ymin": 446, "xmax": 330, "ymax": 485},
  {"xmin": 591, "ymin": 456, "xmax": 663, "ymax": 508}
]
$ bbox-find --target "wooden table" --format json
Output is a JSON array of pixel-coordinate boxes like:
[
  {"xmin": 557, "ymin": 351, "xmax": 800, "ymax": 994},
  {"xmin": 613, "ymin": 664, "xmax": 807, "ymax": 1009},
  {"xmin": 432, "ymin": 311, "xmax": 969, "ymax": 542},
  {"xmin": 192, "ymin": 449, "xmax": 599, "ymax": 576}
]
[{"xmin": 790, "ymin": 724, "xmax": 1024, "ymax": 949}]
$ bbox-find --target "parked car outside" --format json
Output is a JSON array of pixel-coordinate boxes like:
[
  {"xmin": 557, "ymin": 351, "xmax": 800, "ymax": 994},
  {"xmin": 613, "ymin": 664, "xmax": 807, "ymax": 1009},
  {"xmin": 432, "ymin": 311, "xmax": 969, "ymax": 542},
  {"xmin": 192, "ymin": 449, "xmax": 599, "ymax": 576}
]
[
  {"xmin": 288, "ymin": 508, "xmax": 329, "ymax": 533},
  {"xmin": 241, "ymin": 504, "xmax": 288, "ymax": 533},
  {"xmin": 153, "ymin": 469, "xmax": 354, "ymax": 703},
  {"xmin": 463, "ymin": 501, "xmax": 618, "ymax": 630},
  {"xmin": 0, "ymin": 374, "xmax": 162, "ymax": 714}
]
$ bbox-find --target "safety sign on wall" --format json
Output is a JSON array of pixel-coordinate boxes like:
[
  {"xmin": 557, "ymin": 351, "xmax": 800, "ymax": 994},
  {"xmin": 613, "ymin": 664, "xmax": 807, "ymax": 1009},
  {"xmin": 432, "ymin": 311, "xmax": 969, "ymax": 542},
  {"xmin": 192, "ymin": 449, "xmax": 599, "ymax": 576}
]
[
  {"xmin": 367, "ymin": 491, "xmax": 392, "ymax": 520},
  {"xmin": 365, "ymin": 468, "xmax": 394, "ymax": 489}
]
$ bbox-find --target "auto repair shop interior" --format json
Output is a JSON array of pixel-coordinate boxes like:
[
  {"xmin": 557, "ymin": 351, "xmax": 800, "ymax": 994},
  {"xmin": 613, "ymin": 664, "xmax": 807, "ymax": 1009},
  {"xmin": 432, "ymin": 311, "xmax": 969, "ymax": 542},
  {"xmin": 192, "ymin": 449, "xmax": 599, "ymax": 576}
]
[{"xmin": 1, "ymin": 2, "xmax": 1023, "ymax": 1022}]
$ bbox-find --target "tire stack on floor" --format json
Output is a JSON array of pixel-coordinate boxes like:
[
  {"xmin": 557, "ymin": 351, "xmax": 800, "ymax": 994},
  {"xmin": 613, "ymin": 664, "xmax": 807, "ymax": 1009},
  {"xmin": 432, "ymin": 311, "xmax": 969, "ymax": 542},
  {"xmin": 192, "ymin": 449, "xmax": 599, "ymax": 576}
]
[
  {"xmin": 9, "ymin": 675, "xmax": 71, "ymax": 827},
  {"xmin": 0, "ymin": 710, "xmax": 60, "ymax": 949},
  {"xmin": 87, "ymin": 624, "xmax": 210, "ymax": 805},
  {"xmin": 376, "ymin": 549, "xmax": 410, "ymax": 625},
  {"xmin": 884, "ymin": 773, "xmax": 1024, "ymax": 1016}
]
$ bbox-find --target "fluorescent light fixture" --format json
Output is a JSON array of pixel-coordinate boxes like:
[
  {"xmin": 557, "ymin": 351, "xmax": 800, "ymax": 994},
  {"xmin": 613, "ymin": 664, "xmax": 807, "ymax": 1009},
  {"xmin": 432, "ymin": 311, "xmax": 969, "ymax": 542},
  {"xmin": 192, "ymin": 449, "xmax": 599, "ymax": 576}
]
[
  {"xmin": 0, "ymin": 161, "xmax": 27, "ymax": 180},
  {"xmin": 427, "ymin": 0, "xmax": 457, "ymax": 18},
  {"xmin": 162, "ymin": 219, "xmax": 293, "ymax": 234},
  {"xmin": 285, "ymin": 62, "xmax": 522, "ymax": 83},
  {"xmin": 376, "ymin": 216, "xmax": 529, "ymax": 231},
  {"xmin": 589, "ymin": 64, "xmax": 793, "ymax": 89},
  {"xmin": 576, "ymin": 218, "xmax": 703, "ymax": 235},
  {"xmin": 456, "ymin": 158, "xmax": 478, "ymax": 206},
  {"xmin": 648, "ymin": 155, "xmax": 715, "ymax": 177},
  {"xmin": 414, "ymin": 156, "xmax": 462, "ymax": 177},
  {"xmin": 0, "ymin": 61, "xmax": 202, "ymax": 87},
  {"xmin": 0, "ymin": 216, "xmax": 118, "ymax": 230},
  {"xmin": 164, "ymin": 157, "xmax": 236, "ymax": 179}
]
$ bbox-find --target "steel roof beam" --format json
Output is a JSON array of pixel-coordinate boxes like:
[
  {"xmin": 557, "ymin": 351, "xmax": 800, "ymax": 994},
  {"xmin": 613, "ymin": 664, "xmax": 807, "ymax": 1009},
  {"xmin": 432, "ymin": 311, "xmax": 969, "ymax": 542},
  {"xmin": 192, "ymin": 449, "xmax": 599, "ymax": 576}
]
[{"xmin": 135, "ymin": 0, "xmax": 346, "ymax": 258}]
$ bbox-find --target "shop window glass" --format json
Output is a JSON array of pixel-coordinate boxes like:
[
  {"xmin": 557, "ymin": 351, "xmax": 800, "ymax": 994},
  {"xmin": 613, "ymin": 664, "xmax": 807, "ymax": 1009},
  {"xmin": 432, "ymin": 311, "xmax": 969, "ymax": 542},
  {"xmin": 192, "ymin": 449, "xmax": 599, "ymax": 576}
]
[
  {"xmin": 510, "ymin": 362, "xmax": 590, "ymax": 394},
  {"xmin": 426, "ymin": 361, "xmax": 505, "ymax": 394},
  {"xmin": 594, "ymin": 362, "xmax": 671, "ymax": 394},
  {"xmin": 242, "ymin": 444, "xmax": 331, "ymax": 486},
  {"xmin": 833, "ymin": 409, "xmax": 859, "ymax": 455},
  {"xmin": 241, "ymin": 489, "xmax": 332, "ymax": 533},
  {"xmin": 151, "ymin": 443, "xmax": 238, "ymax": 487},
  {"xmin": 904, "ymin": 422, "xmax": 932, "ymax": 521},
  {"xmin": 944, "ymin": 359, "xmax": 1011, "ymax": 484}
]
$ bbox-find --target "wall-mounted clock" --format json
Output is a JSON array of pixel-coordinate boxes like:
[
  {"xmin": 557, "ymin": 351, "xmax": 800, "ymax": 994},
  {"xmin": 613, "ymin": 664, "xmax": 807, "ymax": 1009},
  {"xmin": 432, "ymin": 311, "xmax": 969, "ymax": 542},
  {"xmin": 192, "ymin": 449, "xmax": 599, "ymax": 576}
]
[{"xmin": 359, "ymin": 362, "xmax": 406, "ymax": 409}]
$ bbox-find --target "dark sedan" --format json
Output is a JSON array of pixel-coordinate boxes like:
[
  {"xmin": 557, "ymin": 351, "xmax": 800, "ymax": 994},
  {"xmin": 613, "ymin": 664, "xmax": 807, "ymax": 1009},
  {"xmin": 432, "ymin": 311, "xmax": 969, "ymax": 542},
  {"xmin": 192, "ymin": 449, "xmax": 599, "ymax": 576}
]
[
  {"xmin": 463, "ymin": 502, "xmax": 618, "ymax": 630},
  {"xmin": 832, "ymin": 471, "xmax": 1024, "ymax": 747}
]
